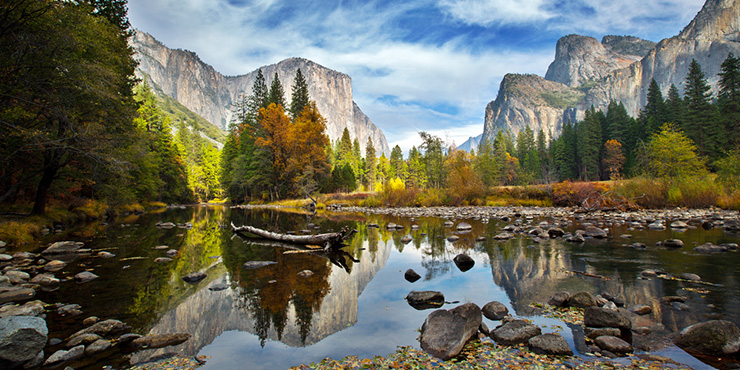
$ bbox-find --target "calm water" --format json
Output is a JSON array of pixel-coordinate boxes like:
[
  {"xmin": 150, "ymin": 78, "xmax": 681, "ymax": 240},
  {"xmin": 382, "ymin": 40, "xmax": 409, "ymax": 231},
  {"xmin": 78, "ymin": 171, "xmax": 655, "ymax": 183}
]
[{"xmin": 34, "ymin": 206, "xmax": 740, "ymax": 369}]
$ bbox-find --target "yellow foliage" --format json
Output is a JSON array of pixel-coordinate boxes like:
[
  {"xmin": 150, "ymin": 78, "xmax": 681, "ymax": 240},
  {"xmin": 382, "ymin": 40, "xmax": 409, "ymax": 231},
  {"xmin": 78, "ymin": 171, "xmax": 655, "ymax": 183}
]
[{"xmin": 0, "ymin": 221, "xmax": 41, "ymax": 246}]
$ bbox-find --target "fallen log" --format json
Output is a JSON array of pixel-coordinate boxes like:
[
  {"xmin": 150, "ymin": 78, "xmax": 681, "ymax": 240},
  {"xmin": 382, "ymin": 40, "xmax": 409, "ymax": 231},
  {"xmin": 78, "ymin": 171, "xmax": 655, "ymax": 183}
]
[
  {"xmin": 231, "ymin": 233, "xmax": 360, "ymax": 272},
  {"xmin": 230, "ymin": 222, "xmax": 356, "ymax": 251}
]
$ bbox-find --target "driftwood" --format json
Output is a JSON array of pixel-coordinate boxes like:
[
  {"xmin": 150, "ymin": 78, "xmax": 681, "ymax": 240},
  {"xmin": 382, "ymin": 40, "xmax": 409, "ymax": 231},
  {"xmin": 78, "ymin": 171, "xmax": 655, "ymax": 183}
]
[
  {"xmin": 230, "ymin": 222, "xmax": 356, "ymax": 251},
  {"xmin": 231, "ymin": 232, "xmax": 359, "ymax": 272}
]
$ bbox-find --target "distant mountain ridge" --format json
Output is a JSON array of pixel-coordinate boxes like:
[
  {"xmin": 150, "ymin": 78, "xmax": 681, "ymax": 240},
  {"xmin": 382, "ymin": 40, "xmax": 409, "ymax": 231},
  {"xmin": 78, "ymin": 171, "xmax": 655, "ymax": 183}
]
[
  {"xmin": 131, "ymin": 31, "xmax": 390, "ymax": 154},
  {"xmin": 481, "ymin": 0, "xmax": 740, "ymax": 144}
]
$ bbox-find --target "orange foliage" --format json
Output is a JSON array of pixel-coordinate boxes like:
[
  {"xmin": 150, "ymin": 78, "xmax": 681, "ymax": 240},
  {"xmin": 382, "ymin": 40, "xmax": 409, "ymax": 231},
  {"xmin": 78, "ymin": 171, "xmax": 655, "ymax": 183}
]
[
  {"xmin": 445, "ymin": 149, "xmax": 485, "ymax": 205},
  {"xmin": 257, "ymin": 104, "xmax": 292, "ymax": 186},
  {"xmin": 603, "ymin": 140, "xmax": 625, "ymax": 180},
  {"xmin": 551, "ymin": 181, "xmax": 611, "ymax": 207}
]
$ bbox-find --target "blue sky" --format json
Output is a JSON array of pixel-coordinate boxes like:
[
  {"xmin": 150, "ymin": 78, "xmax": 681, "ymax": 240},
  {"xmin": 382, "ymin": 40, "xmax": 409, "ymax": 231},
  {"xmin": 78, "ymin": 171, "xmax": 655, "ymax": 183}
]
[{"xmin": 128, "ymin": 0, "xmax": 705, "ymax": 153}]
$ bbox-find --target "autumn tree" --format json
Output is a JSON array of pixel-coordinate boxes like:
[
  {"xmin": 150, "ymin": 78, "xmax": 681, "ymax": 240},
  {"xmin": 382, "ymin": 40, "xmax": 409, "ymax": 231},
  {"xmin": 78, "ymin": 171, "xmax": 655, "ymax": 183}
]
[
  {"xmin": 602, "ymin": 140, "xmax": 625, "ymax": 180},
  {"xmin": 445, "ymin": 149, "xmax": 484, "ymax": 205},
  {"xmin": 256, "ymin": 104, "xmax": 292, "ymax": 199},
  {"xmin": 287, "ymin": 102, "xmax": 330, "ymax": 196}
]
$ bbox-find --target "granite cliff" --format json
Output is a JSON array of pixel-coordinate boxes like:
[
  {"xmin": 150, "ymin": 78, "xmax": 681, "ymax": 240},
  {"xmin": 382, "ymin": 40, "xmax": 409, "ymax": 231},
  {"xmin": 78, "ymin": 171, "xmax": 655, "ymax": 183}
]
[
  {"xmin": 482, "ymin": 0, "xmax": 740, "ymax": 143},
  {"xmin": 131, "ymin": 31, "xmax": 390, "ymax": 154}
]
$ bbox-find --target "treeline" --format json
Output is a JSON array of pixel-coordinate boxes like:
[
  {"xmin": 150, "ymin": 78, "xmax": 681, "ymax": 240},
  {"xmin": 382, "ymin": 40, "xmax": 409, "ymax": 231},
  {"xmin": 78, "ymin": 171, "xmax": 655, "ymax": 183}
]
[{"xmin": 0, "ymin": 0, "xmax": 221, "ymax": 216}]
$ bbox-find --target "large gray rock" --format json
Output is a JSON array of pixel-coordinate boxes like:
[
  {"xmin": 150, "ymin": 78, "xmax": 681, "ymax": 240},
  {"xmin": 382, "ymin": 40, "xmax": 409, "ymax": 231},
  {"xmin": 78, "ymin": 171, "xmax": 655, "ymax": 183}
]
[
  {"xmin": 42, "ymin": 241, "xmax": 83, "ymax": 255},
  {"xmin": 84, "ymin": 339, "xmax": 112, "ymax": 356},
  {"xmin": 0, "ymin": 316, "xmax": 48, "ymax": 363},
  {"xmin": 44, "ymin": 345, "xmax": 84, "ymax": 366},
  {"xmin": 584, "ymin": 226, "xmax": 607, "ymax": 238},
  {"xmin": 420, "ymin": 303, "xmax": 482, "ymax": 360},
  {"xmin": 0, "ymin": 301, "xmax": 44, "ymax": 319},
  {"xmin": 406, "ymin": 291, "xmax": 444, "ymax": 310},
  {"xmin": 674, "ymin": 320, "xmax": 740, "ymax": 357},
  {"xmin": 490, "ymin": 319, "xmax": 542, "ymax": 346},
  {"xmin": 567, "ymin": 291, "xmax": 597, "ymax": 308},
  {"xmin": 130, "ymin": 333, "xmax": 191, "ymax": 350},
  {"xmin": 584, "ymin": 307, "xmax": 631, "ymax": 330},
  {"xmin": 67, "ymin": 319, "xmax": 127, "ymax": 340},
  {"xmin": 528, "ymin": 333, "xmax": 573, "ymax": 356},
  {"xmin": 547, "ymin": 291, "xmax": 570, "ymax": 307},
  {"xmin": 481, "ymin": 301, "xmax": 509, "ymax": 320},
  {"xmin": 594, "ymin": 335, "xmax": 633, "ymax": 354}
]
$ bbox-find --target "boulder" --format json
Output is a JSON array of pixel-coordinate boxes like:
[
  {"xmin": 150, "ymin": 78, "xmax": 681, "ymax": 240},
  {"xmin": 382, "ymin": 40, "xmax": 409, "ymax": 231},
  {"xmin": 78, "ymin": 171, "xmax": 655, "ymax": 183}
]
[
  {"xmin": 74, "ymin": 271, "xmax": 98, "ymax": 283},
  {"xmin": 5, "ymin": 271, "xmax": 30, "ymax": 284},
  {"xmin": 82, "ymin": 316, "xmax": 99, "ymax": 326},
  {"xmin": 566, "ymin": 234, "xmax": 585, "ymax": 243},
  {"xmin": 584, "ymin": 226, "xmax": 607, "ymax": 238},
  {"xmin": 490, "ymin": 319, "xmax": 542, "ymax": 346},
  {"xmin": 663, "ymin": 239, "xmax": 684, "ymax": 249},
  {"xmin": 594, "ymin": 335, "xmax": 632, "ymax": 354},
  {"xmin": 0, "ymin": 287, "xmax": 35, "ymax": 304},
  {"xmin": 67, "ymin": 333, "xmax": 101, "ymax": 348},
  {"xmin": 84, "ymin": 339, "xmax": 111, "ymax": 356},
  {"xmin": 297, "ymin": 270, "xmax": 313, "ymax": 278},
  {"xmin": 547, "ymin": 228, "xmax": 565, "ymax": 238},
  {"xmin": 446, "ymin": 235, "xmax": 460, "ymax": 242},
  {"xmin": 97, "ymin": 251, "xmax": 115, "ymax": 258},
  {"xmin": 528, "ymin": 333, "xmax": 573, "ymax": 356},
  {"xmin": 67, "ymin": 319, "xmax": 127, "ymax": 340},
  {"xmin": 694, "ymin": 243, "xmax": 728, "ymax": 252},
  {"xmin": 57, "ymin": 304, "xmax": 82, "ymax": 317},
  {"xmin": 404, "ymin": 269, "xmax": 421, "ymax": 283},
  {"xmin": 44, "ymin": 260, "xmax": 66, "ymax": 272},
  {"xmin": 44, "ymin": 345, "xmax": 84, "ymax": 366},
  {"xmin": 166, "ymin": 249, "xmax": 179, "ymax": 257},
  {"xmin": 42, "ymin": 241, "xmax": 83, "ymax": 255},
  {"xmin": 153, "ymin": 257, "xmax": 172, "ymax": 263},
  {"xmin": 584, "ymin": 307, "xmax": 631, "ymax": 330},
  {"xmin": 671, "ymin": 221, "xmax": 689, "ymax": 229},
  {"xmin": 208, "ymin": 283, "xmax": 228, "ymax": 291},
  {"xmin": 182, "ymin": 271, "xmax": 207, "ymax": 284},
  {"xmin": 482, "ymin": 301, "xmax": 509, "ymax": 320},
  {"xmin": 130, "ymin": 333, "xmax": 191, "ymax": 350},
  {"xmin": 584, "ymin": 327, "xmax": 621, "ymax": 340},
  {"xmin": 242, "ymin": 261, "xmax": 277, "ymax": 269},
  {"xmin": 628, "ymin": 305, "xmax": 652, "ymax": 315},
  {"xmin": 680, "ymin": 273, "xmax": 701, "ymax": 281},
  {"xmin": 400, "ymin": 235, "xmax": 413, "ymax": 244},
  {"xmin": 674, "ymin": 320, "xmax": 740, "ymax": 356},
  {"xmin": 456, "ymin": 222, "xmax": 472, "ymax": 231},
  {"xmin": 0, "ymin": 301, "xmax": 44, "ymax": 319},
  {"xmin": 30, "ymin": 273, "xmax": 59, "ymax": 289},
  {"xmin": 406, "ymin": 291, "xmax": 445, "ymax": 310},
  {"xmin": 567, "ymin": 291, "xmax": 597, "ymax": 308},
  {"xmin": 493, "ymin": 232, "xmax": 515, "ymax": 240},
  {"xmin": 547, "ymin": 291, "xmax": 570, "ymax": 307},
  {"xmin": 0, "ymin": 316, "xmax": 47, "ymax": 363},
  {"xmin": 453, "ymin": 254, "xmax": 475, "ymax": 272},
  {"xmin": 419, "ymin": 303, "xmax": 482, "ymax": 360}
]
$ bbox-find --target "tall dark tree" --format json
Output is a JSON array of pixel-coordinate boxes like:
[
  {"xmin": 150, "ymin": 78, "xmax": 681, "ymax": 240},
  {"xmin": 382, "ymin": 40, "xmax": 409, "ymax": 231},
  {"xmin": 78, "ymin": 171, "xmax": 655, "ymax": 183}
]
[
  {"xmin": 82, "ymin": 0, "xmax": 131, "ymax": 34},
  {"xmin": 665, "ymin": 84, "xmax": 685, "ymax": 127},
  {"xmin": 576, "ymin": 107, "xmax": 603, "ymax": 180},
  {"xmin": 718, "ymin": 53, "xmax": 740, "ymax": 146},
  {"xmin": 268, "ymin": 72, "xmax": 286, "ymax": 109},
  {"xmin": 365, "ymin": 137, "xmax": 376, "ymax": 190},
  {"xmin": 389, "ymin": 145, "xmax": 404, "ymax": 179},
  {"xmin": 289, "ymin": 68, "xmax": 310, "ymax": 121},
  {"xmin": 419, "ymin": 132, "xmax": 445, "ymax": 188},
  {"xmin": 638, "ymin": 79, "xmax": 667, "ymax": 136},
  {"xmin": 684, "ymin": 59, "xmax": 720, "ymax": 159},
  {"xmin": 0, "ymin": 0, "xmax": 138, "ymax": 214}
]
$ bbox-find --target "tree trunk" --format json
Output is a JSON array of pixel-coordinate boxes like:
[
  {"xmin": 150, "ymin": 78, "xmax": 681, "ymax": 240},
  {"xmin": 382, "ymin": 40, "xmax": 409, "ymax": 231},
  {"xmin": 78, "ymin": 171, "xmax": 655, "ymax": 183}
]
[
  {"xmin": 31, "ymin": 164, "xmax": 58, "ymax": 215},
  {"xmin": 231, "ymin": 222, "xmax": 356, "ymax": 251}
]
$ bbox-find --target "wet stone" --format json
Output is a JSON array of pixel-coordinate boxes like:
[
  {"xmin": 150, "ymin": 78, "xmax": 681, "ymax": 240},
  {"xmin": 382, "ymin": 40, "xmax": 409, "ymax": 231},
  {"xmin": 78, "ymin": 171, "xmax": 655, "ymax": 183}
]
[{"xmin": 404, "ymin": 269, "xmax": 421, "ymax": 283}]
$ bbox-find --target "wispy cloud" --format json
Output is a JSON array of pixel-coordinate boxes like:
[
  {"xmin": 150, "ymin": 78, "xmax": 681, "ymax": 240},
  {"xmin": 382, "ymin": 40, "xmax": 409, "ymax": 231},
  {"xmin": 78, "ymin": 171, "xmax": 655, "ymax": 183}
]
[{"xmin": 438, "ymin": 0, "xmax": 553, "ymax": 26}]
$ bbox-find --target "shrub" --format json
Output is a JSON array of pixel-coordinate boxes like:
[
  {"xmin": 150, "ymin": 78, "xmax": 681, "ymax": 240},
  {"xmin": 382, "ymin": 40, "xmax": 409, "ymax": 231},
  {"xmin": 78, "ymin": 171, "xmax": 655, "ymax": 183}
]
[
  {"xmin": 414, "ymin": 188, "xmax": 447, "ymax": 207},
  {"xmin": 550, "ymin": 181, "xmax": 610, "ymax": 207},
  {"xmin": 0, "ymin": 221, "xmax": 41, "ymax": 246},
  {"xmin": 670, "ymin": 177, "xmax": 719, "ymax": 208}
]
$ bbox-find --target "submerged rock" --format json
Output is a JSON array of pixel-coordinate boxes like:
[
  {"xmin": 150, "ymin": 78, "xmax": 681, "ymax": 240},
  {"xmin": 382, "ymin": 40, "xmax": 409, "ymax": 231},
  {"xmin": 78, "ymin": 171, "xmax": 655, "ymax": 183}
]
[
  {"xmin": 74, "ymin": 271, "xmax": 98, "ymax": 283},
  {"xmin": 406, "ymin": 291, "xmax": 445, "ymax": 310},
  {"xmin": 130, "ymin": 333, "xmax": 191, "ymax": 350},
  {"xmin": 528, "ymin": 333, "xmax": 573, "ymax": 356},
  {"xmin": 182, "ymin": 272, "xmax": 207, "ymax": 284},
  {"xmin": 674, "ymin": 320, "xmax": 740, "ymax": 357},
  {"xmin": 404, "ymin": 269, "xmax": 421, "ymax": 283},
  {"xmin": 453, "ymin": 254, "xmax": 475, "ymax": 272}
]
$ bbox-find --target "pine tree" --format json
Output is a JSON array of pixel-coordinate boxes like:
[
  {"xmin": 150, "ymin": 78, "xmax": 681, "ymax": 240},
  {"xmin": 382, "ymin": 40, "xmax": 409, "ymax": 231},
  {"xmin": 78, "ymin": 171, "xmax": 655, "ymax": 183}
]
[
  {"xmin": 577, "ymin": 108, "xmax": 603, "ymax": 180},
  {"xmin": 268, "ymin": 72, "xmax": 286, "ymax": 109},
  {"xmin": 639, "ymin": 79, "xmax": 667, "ymax": 136},
  {"xmin": 290, "ymin": 68, "xmax": 310, "ymax": 121},
  {"xmin": 365, "ymin": 137, "xmax": 376, "ymax": 190},
  {"xmin": 719, "ymin": 53, "xmax": 740, "ymax": 147},
  {"xmin": 665, "ymin": 84, "xmax": 684, "ymax": 127},
  {"xmin": 684, "ymin": 59, "xmax": 720, "ymax": 159},
  {"xmin": 390, "ymin": 145, "xmax": 404, "ymax": 180}
]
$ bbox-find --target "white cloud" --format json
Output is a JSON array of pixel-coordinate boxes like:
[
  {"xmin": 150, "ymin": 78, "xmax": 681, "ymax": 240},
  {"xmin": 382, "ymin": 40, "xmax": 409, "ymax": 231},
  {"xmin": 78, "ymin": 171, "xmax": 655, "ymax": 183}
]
[{"xmin": 438, "ymin": 0, "xmax": 553, "ymax": 26}]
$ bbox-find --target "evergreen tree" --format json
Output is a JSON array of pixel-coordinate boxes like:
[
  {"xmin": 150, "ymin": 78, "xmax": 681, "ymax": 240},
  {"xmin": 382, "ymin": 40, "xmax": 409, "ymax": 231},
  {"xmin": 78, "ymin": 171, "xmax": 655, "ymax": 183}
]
[
  {"xmin": 268, "ymin": 72, "xmax": 286, "ymax": 109},
  {"xmin": 250, "ymin": 69, "xmax": 270, "ymax": 115},
  {"xmin": 639, "ymin": 79, "xmax": 667, "ymax": 136},
  {"xmin": 419, "ymin": 132, "xmax": 445, "ymax": 188},
  {"xmin": 684, "ymin": 59, "xmax": 720, "ymax": 159},
  {"xmin": 389, "ymin": 145, "xmax": 404, "ymax": 180},
  {"xmin": 289, "ymin": 68, "xmax": 310, "ymax": 121},
  {"xmin": 337, "ymin": 128, "xmax": 353, "ymax": 167},
  {"xmin": 407, "ymin": 146, "xmax": 427, "ymax": 188},
  {"xmin": 365, "ymin": 137, "xmax": 376, "ymax": 190},
  {"xmin": 718, "ymin": 53, "xmax": 740, "ymax": 146},
  {"xmin": 473, "ymin": 139, "xmax": 499, "ymax": 187},
  {"xmin": 576, "ymin": 107, "xmax": 603, "ymax": 180},
  {"xmin": 665, "ymin": 84, "xmax": 685, "ymax": 127}
]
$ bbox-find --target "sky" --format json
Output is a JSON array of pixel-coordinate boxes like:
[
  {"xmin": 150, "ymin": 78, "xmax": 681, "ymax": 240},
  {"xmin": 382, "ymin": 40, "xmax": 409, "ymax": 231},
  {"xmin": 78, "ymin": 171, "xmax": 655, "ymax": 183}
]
[{"xmin": 127, "ymin": 0, "xmax": 705, "ymax": 154}]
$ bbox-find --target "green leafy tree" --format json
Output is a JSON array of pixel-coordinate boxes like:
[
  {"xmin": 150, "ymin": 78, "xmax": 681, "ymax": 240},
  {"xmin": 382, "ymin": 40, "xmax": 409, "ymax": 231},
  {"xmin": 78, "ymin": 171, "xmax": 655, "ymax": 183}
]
[
  {"xmin": 419, "ymin": 132, "xmax": 445, "ymax": 188},
  {"xmin": 473, "ymin": 139, "xmax": 499, "ymax": 187},
  {"xmin": 646, "ymin": 123, "xmax": 706, "ymax": 179},
  {"xmin": 406, "ymin": 146, "xmax": 427, "ymax": 188}
]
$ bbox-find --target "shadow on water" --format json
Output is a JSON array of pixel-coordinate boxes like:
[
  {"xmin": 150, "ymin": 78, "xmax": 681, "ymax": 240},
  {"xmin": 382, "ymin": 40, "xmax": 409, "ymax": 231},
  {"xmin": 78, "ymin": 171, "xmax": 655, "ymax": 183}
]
[{"xmin": 32, "ymin": 207, "xmax": 740, "ymax": 369}]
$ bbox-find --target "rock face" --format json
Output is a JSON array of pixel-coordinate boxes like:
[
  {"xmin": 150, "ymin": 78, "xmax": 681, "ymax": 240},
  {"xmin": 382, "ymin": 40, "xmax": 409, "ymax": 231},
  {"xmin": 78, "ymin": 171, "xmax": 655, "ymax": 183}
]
[
  {"xmin": 481, "ymin": 0, "xmax": 740, "ymax": 141},
  {"xmin": 131, "ymin": 31, "xmax": 390, "ymax": 154},
  {"xmin": 419, "ymin": 303, "xmax": 482, "ymax": 360},
  {"xmin": 545, "ymin": 34, "xmax": 650, "ymax": 88}
]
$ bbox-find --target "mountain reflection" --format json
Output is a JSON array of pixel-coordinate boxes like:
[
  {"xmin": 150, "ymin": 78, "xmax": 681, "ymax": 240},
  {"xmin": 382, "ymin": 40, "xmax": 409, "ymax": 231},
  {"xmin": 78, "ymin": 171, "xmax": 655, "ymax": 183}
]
[{"xmin": 131, "ymin": 208, "xmax": 391, "ymax": 364}]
